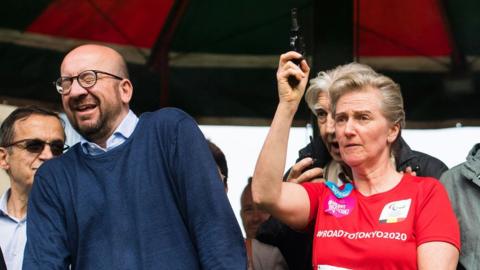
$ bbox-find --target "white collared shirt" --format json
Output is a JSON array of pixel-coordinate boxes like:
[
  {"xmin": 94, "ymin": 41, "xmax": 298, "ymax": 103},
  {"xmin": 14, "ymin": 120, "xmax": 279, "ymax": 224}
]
[
  {"xmin": 80, "ymin": 110, "xmax": 139, "ymax": 156},
  {"xmin": 0, "ymin": 189, "xmax": 27, "ymax": 270}
]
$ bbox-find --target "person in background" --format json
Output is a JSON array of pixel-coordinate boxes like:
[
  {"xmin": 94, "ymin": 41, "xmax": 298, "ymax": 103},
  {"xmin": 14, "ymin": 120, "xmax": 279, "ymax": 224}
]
[
  {"xmin": 241, "ymin": 177, "xmax": 288, "ymax": 270},
  {"xmin": 252, "ymin": 51, "xmax": 459, "ymax": 269},
  {"xmin": 23, "ymin": 44, "xmax": 246, "ymax": 269},
  {"xmin": 0, "ymin": 246, "xmax": 6, "ymax": 270},
  {"xmin": 207, "ymin": 139, "xmax": 229, "ymax": 192},
  {"xmin": 440, "ymin": 144, "xmax": 480, "ymax": 270},
  {"xmin": 256, "ymin": 61, "xmax": 449, "ymax": 270},
  {"xmin": 0, "ymin": 106, "xmax": 67, "ymax": 270}
]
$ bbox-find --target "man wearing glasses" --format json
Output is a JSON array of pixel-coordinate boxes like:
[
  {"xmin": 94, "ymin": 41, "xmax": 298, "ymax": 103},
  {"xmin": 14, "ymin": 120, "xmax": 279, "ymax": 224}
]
[
  {"xmin": 0, "ymin": 106, "xmax": 67, "ymax": 270},
  {"xmin": 23, "ymin": 44, "xmax": 246, "ymax": 269}
]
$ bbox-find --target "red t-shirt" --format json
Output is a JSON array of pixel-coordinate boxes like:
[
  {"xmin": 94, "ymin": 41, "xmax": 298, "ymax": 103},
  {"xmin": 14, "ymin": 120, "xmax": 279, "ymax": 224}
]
[{"xmin": 302, "ymin": 174, "xmax": 460, "ymax": 270}]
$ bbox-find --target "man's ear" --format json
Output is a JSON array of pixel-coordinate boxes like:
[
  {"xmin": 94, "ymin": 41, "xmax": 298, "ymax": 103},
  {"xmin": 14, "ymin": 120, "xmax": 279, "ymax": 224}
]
[
  {"xmin": 0, "ymin": 147, "xmax": 10, "ymax": 171},
  {"xmin": 118, "ymin": 79, "xmax": 133, "ymax": 104},
  {"xmin": 387, "ymin": 123, "xmax": 400, "ymax": 144}
]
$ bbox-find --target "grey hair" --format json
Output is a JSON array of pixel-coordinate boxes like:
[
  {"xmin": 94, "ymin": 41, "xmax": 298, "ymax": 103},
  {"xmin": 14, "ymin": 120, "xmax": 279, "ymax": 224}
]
[
  {"xmin": 330, "ymin": 71, "xmax": 406, "ymax": 129},
  {"xmin": 305, "ymin": 63, "xmax": 375, "ymax": 114}
]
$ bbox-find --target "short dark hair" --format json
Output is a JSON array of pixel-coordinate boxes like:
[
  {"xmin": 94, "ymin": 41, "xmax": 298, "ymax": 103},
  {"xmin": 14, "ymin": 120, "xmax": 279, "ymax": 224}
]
[
  {"xmin": 0, "ymin": 106, "xmax": 64, "ymax": 147},
  {"xmin": 207, "ymin": 140, "xmax": 228, "ymax": 189},
  {"xmin": 240, "ymin": 177, "xmax": 253, "ymax": 203}
]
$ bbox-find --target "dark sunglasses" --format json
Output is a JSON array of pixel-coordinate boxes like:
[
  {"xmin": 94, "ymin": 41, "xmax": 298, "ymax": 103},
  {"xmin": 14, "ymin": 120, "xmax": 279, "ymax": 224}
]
[{"xmin": 3, "ymin": 139, "xmax": 69, "ymax": 156}]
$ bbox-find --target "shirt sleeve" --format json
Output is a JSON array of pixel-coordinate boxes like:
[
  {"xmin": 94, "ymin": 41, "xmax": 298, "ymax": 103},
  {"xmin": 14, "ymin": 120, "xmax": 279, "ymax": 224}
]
[
  {"xmin": 23, "ymin": 171, "xmax": 71, "ymax": 270},
  {"xmin": 414, "ymin": 178, "xmax": 461, "ymax": 250},
  {"xmin": 170, "ymin": 114, "xmax": 247, "ymax": 269},
  {"xmin": 300, "ymin": 182, "xmax": 326, "ymax": 232}
]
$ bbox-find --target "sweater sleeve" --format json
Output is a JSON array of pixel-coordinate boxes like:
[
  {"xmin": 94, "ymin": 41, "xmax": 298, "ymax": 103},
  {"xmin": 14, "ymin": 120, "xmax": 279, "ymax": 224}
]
[
  {"xmin": 170, "ymin": 114, "xmax": 247, "ymax": 269},
  {"xmin": 415, "ymin": 179, "xmax": 460, "ymax": 250},
  {"xmin": 23, "ymin": 170, "xmax": 71, "ymax": 270},
  {"xmin": 300, "ymin": 182, "xmax": 326, "ymax": 232}
]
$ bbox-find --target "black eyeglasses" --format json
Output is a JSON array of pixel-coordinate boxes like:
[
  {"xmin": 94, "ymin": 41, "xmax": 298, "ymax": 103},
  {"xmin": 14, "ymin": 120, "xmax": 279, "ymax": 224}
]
[
  {"xmin": 54, "ymin": 70, "xmax": 124, "ymax": 95},
  {"xmin": 3, "ymin": 139, "xmax": 69, "ymax": 156}
]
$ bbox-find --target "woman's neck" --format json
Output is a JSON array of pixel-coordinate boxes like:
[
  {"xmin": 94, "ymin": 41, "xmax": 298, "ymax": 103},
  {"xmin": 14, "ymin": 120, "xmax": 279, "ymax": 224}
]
[{"xmin": 352, "ymin": 157, "xmax": 402, "ymax": 196}]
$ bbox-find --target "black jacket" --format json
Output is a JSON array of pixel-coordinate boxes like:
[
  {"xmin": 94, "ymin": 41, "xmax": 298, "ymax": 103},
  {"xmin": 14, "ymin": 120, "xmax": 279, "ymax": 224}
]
[
  {"xmin": 256, "ymin": 136, "xmax": 448, "ymax": 270},
  {"xmin": 393, "ymin": 137, "xmax": 448, "ymax": 179}
]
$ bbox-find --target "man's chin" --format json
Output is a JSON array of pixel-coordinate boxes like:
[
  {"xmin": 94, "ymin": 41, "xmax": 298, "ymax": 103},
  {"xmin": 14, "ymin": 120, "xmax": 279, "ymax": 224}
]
[
  {"xmin": 331, "ymin": 157, "xmax": 343, "ymax": 163},
  {"xmin": 328, "ymin": 149, "xmax": 342, "ymax": 161},
  {"xmin": 75, "ymin": 121, "xmax": 101, "ymax": 137}
]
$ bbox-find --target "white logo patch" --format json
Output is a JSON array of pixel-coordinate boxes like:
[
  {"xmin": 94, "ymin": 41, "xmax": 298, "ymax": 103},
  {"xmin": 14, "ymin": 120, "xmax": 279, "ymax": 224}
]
[{"xmin": 379, "ymin": 199, "xmax": 411, "ymax": 223}]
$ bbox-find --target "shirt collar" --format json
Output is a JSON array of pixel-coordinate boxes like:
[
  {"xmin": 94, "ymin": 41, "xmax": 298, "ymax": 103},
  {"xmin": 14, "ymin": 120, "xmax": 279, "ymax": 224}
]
[
  {"xmin": 80, "ymin": 110, "xmax": 139, "ymax": 155},
  {"xmin": 0, "ymin": 189, "xmax": 9, "ymax": 217}
]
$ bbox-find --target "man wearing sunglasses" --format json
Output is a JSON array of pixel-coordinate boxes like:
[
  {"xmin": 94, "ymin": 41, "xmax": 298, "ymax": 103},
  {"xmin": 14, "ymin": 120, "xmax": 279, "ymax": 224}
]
[
  {"xmin": 23, "ymin": 44, "xmax": 246, "ymax": 270},
  {"xmin": 0, "ymin": 106, "xmax": 66, "ymax": 270}
]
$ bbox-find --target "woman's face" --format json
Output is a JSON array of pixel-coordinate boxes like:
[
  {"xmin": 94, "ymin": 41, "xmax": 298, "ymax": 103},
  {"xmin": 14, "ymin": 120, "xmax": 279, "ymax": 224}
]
[
  {"xmin": 315, "ymin": 91, "xmax": 341, "ymax": 161},
  {"xmin": 334, "ymin": 86, "xmax": 399, "ymax": 169}
]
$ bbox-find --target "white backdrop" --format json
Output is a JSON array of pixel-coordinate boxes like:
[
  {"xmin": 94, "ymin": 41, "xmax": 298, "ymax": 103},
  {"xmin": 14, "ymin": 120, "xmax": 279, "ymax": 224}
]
[{"xmin": 200, "ymin": 125, "xmax": 480, "ymax": 235}]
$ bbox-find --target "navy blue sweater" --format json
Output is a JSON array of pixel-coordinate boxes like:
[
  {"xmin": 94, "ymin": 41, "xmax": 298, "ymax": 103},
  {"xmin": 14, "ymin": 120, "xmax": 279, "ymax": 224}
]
[{"xmin": 23, "ymin": 108, "xmax": 246, "ymax": 269}]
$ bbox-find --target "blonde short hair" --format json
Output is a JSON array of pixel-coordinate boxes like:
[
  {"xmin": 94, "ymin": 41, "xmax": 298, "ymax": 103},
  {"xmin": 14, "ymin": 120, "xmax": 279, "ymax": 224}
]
[{"xmin": 330, "ymin": 71, "xmax": 405, "ymax": 129}]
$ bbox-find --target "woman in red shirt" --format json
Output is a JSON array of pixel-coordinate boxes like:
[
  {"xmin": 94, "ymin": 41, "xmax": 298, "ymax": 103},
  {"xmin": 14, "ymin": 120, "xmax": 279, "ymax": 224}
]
[{"xmin": 252, "ymin": 51, "xmax": 460, "ymax": 270}]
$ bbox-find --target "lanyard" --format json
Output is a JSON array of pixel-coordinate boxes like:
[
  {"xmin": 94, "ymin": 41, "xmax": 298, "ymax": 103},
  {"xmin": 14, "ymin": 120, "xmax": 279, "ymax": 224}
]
[{"xmin": 325, "ymin": 181, "xmax": 354, "ymax": 198}]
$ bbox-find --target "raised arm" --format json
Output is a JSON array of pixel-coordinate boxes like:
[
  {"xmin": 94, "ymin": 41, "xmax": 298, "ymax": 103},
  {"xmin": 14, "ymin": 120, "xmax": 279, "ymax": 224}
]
[{"xmin": 252, "ymin": 52, "xmax": 312, "ymax": 230}]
